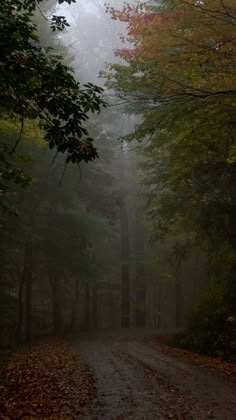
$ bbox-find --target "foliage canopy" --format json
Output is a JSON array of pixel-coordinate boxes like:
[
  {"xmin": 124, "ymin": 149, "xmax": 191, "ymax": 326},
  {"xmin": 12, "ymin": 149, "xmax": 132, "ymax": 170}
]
[
  {"xmin": 0, "ymin": 0, "xmax": 106, "ymax": 165},
  {"xmin": 105, "ymin": 0, "xmax": 236, "ymax": 354}
]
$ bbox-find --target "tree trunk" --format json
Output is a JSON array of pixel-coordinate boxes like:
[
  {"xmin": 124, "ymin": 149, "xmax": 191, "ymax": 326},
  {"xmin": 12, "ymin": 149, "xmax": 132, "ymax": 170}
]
[
  {"xmin": 92, "ymin": 281, "xmax": 98, "ymax": 329},
  {"xmin": 24, "ymin": 241, "xmax": 33, "ymax": 342},
  {"xmin": 51, "ymin": 276, "xmax": 63, "ymax": 334},
  {"xmin": 175, "ymin": 273, "xmax": 182, "ymax": 328},
  {"xmin": 85, "ymin": 281, "xmax": 90, "ymax": 329},
  {"xmin": 135, "ymin": 219, "xmax": 146, "ymax": 327},
  {"xmin": 120, "ymin": 200, "xmax": 130, "ymax": 328},
  {"xmin": 16, "ymin": 272, "xmax": 25, "ymax": 344},
  {"xmin": 157, "ymin": 279, "xmax": 162, "ymax": 329},
  {"xmin": 71, "ymin": 277, "xmax": 79, "ymax": 330}
]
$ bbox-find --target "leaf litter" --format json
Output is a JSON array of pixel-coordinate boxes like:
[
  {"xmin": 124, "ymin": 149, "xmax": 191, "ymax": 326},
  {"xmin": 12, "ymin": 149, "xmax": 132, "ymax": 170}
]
[
  {"xmin": 146, "ymin": 336, "xmax": 236, "ymax": 379},
  {"xmin": 0, "ymin": 338, "xmax": 95, "ymax": 419}
]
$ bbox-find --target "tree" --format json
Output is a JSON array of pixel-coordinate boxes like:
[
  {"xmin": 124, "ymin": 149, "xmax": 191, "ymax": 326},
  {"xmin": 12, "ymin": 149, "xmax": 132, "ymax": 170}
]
[
  {"xmin": 1, "ymin": 0, "xmax": 106, "ymax": 164},
  {"xmin": 0, "ymin": 99, "xmax": 124, "ymax": 344},
  {"xmin": 105, "ymin": 0, "xmax": 236, "ymax": 258},
  {"xmin": 105, "ymin": 0, "xmax": 236, "ymax": 350},
  {"xmin": 0, "ymin": 0, "xmax": 106, "ymax": 216}
]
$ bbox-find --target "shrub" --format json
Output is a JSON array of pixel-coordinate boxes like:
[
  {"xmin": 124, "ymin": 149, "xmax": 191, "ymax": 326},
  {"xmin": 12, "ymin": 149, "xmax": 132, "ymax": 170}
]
[{"xmin": 175, "ymin": 284, "xmax": 236, "ymax": 358}]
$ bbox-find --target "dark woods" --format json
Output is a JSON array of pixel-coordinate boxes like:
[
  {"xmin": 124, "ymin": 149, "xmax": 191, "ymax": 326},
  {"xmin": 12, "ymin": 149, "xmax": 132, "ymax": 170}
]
[{"xmin": 0, "ymin": 0, "xmax": 235, "ymax": 359}]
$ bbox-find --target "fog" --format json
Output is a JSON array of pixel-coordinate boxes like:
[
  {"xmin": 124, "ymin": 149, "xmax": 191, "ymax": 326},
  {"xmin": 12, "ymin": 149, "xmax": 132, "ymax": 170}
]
[
  {"xmin": 1, "ymin": 1, "xmax": 236, "ymax": 417},
  {"xmin": 1, "ymin": 0, "xmax": 235, "ymax": 356},
  {"xmin": 57, "ymin": 0, "xmax": 127, "ymax": 85}
]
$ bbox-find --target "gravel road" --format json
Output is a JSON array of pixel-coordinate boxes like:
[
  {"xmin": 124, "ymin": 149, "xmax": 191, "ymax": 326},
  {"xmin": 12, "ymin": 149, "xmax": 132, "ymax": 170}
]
[{"xmin": 73, "ymin": 329, "xmax": 236, "ymax": 420}]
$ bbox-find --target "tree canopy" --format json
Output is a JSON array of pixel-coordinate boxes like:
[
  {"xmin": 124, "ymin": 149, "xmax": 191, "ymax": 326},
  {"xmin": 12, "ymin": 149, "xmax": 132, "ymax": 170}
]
[
  {"xmin": 0, "ymin": 0, "xmax": 107, "ymax": 214},
  {"xmin": 1, "ymin": 0, "xmax": 105, "ymax": 165},
  {"xmin": 105, "ymin": 0, "xmax": 236, "ymax": 251},
  {"xmin": 105, "ymin": 0, "xmax": 236, "ymax": 353}
]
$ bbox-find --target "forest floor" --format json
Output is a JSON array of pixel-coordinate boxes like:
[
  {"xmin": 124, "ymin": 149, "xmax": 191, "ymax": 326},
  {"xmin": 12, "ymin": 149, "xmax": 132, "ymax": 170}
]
[
  {"xmin": 74, "ymin": 329, "xmax": 236, "ymax": 420},
  {"xmin": 0, "ymin": 329, "xmax": 236, "ymax": 419},
  {"xmin": 0, "ymin": 338, "xmax": 95, "ymax": 419}
]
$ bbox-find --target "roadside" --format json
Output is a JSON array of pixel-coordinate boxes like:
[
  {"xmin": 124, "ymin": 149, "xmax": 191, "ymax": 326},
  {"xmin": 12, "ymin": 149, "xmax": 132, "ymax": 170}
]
[
  {"xmin": 0, "ymin": 338, "xmax": 94, "ymax": 419},
  {"xmin": 0, "ymin": 330, "xmax": 235, "ymax": 419},
  {"xmin": 146, "ymin": 335, "xmax": 236, "ymax": 378}
]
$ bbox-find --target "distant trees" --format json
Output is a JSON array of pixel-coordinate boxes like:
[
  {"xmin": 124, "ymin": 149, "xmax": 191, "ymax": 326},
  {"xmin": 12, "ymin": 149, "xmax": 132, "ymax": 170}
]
[
  {"xmin": 0, "ymin": 0, "xmax": 108, "ymax": 346},
  {"xmin": 0, "ymin": 120, "xmax": 119, "ymax": 345}
]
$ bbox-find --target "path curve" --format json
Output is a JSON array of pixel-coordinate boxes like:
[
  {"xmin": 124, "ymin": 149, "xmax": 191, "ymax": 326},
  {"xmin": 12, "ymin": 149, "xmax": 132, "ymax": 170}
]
[{"xmin": 73, "ymin": 329, "xmax": 236, "ymax": 420}]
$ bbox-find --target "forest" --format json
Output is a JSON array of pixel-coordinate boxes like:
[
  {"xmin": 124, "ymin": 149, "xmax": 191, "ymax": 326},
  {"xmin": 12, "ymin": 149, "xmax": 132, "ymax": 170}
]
[{"xmin": 0, "ymin": 0, "xmax": 236, "ymax": 417}]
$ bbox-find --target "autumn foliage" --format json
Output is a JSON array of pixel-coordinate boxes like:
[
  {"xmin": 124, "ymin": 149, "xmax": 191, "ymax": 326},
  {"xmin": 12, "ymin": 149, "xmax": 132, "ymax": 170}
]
[
  {"xmin": 105, "ymin": 0, "xmax": 236, "ymax": 356},
  {"xmin": 0, "ymin": 339, "xmax": 94, "ymax": 419},
  {"xmin": 106, "ymin": 0, "xmax": 236, "ymax": 100}
]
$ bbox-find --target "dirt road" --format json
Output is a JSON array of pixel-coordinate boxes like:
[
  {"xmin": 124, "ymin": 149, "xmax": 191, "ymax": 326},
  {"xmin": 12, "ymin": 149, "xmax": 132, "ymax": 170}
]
[{"xmin": 74, "ymin": 329, "xmax": 236, "ymax": 420}]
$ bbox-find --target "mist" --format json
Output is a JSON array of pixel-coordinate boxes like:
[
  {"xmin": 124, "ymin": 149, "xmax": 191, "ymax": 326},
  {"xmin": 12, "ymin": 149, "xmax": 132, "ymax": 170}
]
[{"xmin": 1, "ymin": 0, "xmax": 235, "ymax": 418}]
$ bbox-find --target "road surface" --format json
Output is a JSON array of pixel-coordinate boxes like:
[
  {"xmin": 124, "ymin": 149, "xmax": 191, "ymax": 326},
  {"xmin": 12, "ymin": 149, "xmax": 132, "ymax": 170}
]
[{"xmin": 73, "ymin": 329, "xmax": 236, "ymax": 420}]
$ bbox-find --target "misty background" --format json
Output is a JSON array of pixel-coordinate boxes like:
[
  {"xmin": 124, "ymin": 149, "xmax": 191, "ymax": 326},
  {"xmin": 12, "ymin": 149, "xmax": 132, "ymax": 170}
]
[{"xmin": 0, "ymin": 0, "xmax": 230, "ymax": 352}]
